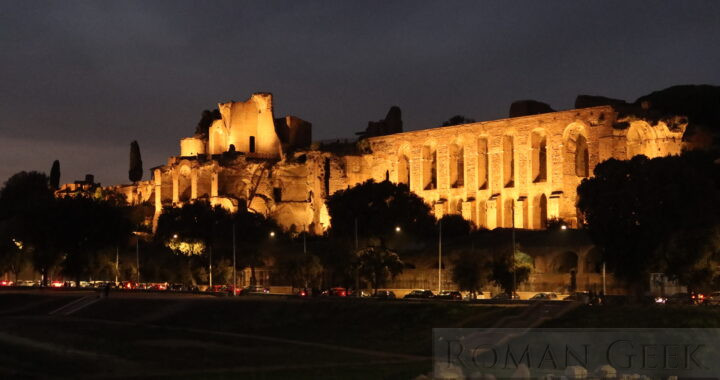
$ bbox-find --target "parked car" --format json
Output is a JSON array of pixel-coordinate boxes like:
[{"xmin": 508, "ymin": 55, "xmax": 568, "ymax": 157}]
[
  {"xmin": 372, "ymin": 290, "xmax": 396, "ymax": 299},
  {"xmin": 239, "ymin": 285, "xmax": 271, "ymax": 295},
  {"xmin": 563, "ymin": 291, "xmax": 590, "ymax": 304},
  {"xmin": 349, "ymin": 289, "xmax": 371, "ymax": 297},
  {"xmin": 662, "ymin": 293, "xmax": 694, "ymax": 305},
  {"xmin": 704, "ymin": 291, "xmax": 720, "ymax": 305},
  {"xmin": 463, "ymin": 291, "xmax": 485, "ymax": 300},
  {"xmin": 530, "ymin": 292, "xmax": 558, "ymax": 300},
  {"xmin": 0, "ymin": 280, "xmax": 13, "ymax": 287},
  {"xmin": 435, "ymin": 291, "xmax": 462, "ymax": 300},
  {"xmin": 403, "ymin": 290, "xmax": 434, "ymax": 299},
  {"xmin": 321, "ymin": 287, "xmax": 347, "ymax": 297},
  {"xmin": 492, "ymin": 292, "xmax": 520, "ymax": 300}
]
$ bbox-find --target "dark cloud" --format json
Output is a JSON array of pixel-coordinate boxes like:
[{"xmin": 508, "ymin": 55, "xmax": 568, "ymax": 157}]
[{"xmin": 1, "ymin": 0, "xmax": 719, "ymax": 185}]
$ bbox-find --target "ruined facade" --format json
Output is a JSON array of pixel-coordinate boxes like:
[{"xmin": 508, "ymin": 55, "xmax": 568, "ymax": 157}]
[{"xmin": 113, "ymin": 93, "xmax": 685, "ymax": 236}]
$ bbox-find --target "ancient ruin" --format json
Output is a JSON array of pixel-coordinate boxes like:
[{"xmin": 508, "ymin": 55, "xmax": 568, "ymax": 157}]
[{"xmin": 110, "ymin": 92, "xmax": 686, "ymax": 236}]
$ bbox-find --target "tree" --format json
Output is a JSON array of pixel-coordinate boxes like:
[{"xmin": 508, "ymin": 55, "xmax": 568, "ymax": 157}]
[
  {"xmin": 326, "ymin": 179, "xmax": 436, "ymax": 246},
  {"xmin": 155, "ymin": 201, "xmax": 231, "ymax": 286},
  {"xmin": 441, "ymin": 115, "xmax": 476, "ymax": 127},
  {"xmin": 49, "ymin": 160, "xmax": 61, "ymax": 190},
  {"xmin": 577, "ymin": 151, "xmax": 720, "ymax": 293},
  {"xmin": 0, "ymin": 171, "xmax": 61, "ymax": 285},
  {"xmin": 155, "ymin": 202, "xmax": 282, "ymax": 286},
  {"xmin": 489, "ymin": 248, "xmax": 532, "ymax": 295},
  {"xmin": 55, "ymin": 196, "xmax": 132, "ymax": 286},
  {"xmin": 129, "ymin": 140, "xmax": 143, "ymax": 183},
  {"xmin": 195, "ymin": 109, "xmax": 221, "ymax": 136},
  {"xmin": 438, "ymin": 214, "xmax": 474, "ymax": 239},
  {"xmin": 276, "ymin": 253, "xmax": 323, "ymax": 290},
  {"xmin": 357, "ymin": 246, "xmax": 404, "ymax": 294},
  {"xmin": 451, "ymin": 251, "xmax": 490, "ymax": 299}
]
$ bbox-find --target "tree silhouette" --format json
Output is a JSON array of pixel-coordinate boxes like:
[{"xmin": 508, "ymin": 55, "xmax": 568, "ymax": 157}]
[
  {"xmin": 129, "ymin": 141, "xmax": 143, "ymax": 183},
  {"xmin": 357, "ymin": 246, "xmax": 404, "ymax": 294},
  {"xmin": 577, "ymin": 151, "xmax": 720, "ymax": 293},
  {"xmin": 451, "ymin": 251, "xmax": 490, "ymax": 298},
  {"xmin": 326, "ymin": 179, "xmax": 436, "ymax": 246},
  {"xmin": 49, "ymin": 160, "xmax": 60, "ymax": 190},
  {"xmin": 441, "ymin": 115, "xmax": 476, "ymax": 127}
]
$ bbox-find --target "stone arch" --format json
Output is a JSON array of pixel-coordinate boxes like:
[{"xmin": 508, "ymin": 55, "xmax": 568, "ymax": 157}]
[
  {"xmin": 422, "ymin": 141, "xmax": 438, "ymax": 190},
  {"xmin": 397, "ymin": 144, "xmax": 411, "ymax": 186},
  {"xmin": 177, "ymin": 164, "xmax": 192, "ymax": 202},
  {"xmin": 551, "ymin": 251, "xmax": 578, "ymax": 273},
  {"xmin": 563, "ymin": 122, "xmax": 590, "ymax": 178},
  {"xmin": 502, "ymin": 134, "xmax": 515, "ymax": 187},
  {"xmin": 531, "ymin": 129, "xmax": 548, "ymax": 183},
  {"xmin": 584, "ymin": 247, "xmax": 602, "ymax": 273},
  {"xmin": 533, "ymin": 193, "xmax": 548, "ymax": 229},
  {"xmin": 477, "ymin": 137, "xmax": 489, "ymax": 190},
  {"xmin": 627, "ymin": 121, "xmax": 659, "ymax": 159},
  {"xmin": 449, "ymin": 140, "xmax": 464, "ymax": 188}
]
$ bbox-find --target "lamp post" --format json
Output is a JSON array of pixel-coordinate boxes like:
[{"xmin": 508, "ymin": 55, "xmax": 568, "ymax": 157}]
[
  {"xmin": 511, "ymin": 201, "xmax": 516, "ymax": 297},
  {"xmin": 355, "ymin": 217, "xmax": 360, "ymax": 298},
  {"xmin": 438, "ymin": 218, "xmax": 442, "ymax": 294},
  {"xmin": 115, "ymin": 247, "xmax": 119, "ymax": 285},
  {"xmin": 136, "ymin": 238, "xmax": 140, "ymax": 284},
  {"xmin": 232, "ymin": 222, "xmax": 237, "ymax": 296}
]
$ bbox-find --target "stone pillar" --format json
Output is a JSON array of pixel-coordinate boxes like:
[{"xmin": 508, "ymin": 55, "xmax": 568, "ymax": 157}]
[
  {"xmin": 461, "ymin": 200, "xmax": 475, "ymax": 223},
  {"xmin": 153, "ymin": 169, "xmax": 162, "ymax": 211},
  {"xmin": 190, "ymin": 169, "xmax": 198, "ymax": 200},
  {"xmin": 486, "ymin": 196, "xmax": 498, "ymax": 230},
  {"xmin": 211, "ymin": 171, "xmax": 219, "ymax": 197}
]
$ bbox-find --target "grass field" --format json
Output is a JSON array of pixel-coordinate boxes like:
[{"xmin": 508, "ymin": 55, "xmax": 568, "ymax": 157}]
[
  {"xmin": 3, "ymin": 291, "xmax": 719, "ymax": 379},
  {"xmin": 0, "ymin": 291, "xmax": 521, "ymax": 379}
]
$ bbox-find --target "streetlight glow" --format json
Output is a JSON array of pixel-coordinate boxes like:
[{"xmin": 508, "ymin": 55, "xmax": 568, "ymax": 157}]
[
  {"xmin": 173, "ymin": 233, "xmax": 179, "ymax": 239},
  {"xmin": 561, "ymin": 225, "xmax": 567, "ymax": 230},
  {"xmin": 395, "ymin": 226, "xmax": 401, "ymax": 232},
  {"xmin": 269, "ymin": 231, "xmax": 276, "ymax": 237}
]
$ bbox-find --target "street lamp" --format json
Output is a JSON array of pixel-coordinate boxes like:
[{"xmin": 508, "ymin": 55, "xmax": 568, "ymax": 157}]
[
  {"xmin": 561, "ymin": 225, "xmax": 567, "ymax": 230},
  {"xmin": 269, "ymin": 231, "xmax": 276, "ymax": 238},
  {"xmin": 395, "ymin": 226, "xmax": 401, "ymax": 233}
]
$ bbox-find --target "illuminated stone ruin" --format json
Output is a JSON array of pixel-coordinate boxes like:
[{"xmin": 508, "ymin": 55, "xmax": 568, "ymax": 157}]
[{"xmin": 109, "ymin": 92, "xmax": 686, "ymax": 234}]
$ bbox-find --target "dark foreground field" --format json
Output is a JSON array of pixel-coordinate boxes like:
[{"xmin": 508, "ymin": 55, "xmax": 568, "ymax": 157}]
[{"xmin": 1, "ymin": 291, "xmax": 718, "ymax": 379}]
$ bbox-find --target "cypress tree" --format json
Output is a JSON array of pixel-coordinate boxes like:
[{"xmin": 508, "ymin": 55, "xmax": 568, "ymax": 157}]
[
  {"xmin": 49, "ymin": 160, "xmax": 61, "ymax": 190},
  {"xmin": 129, "ymin": 141, "xmax": 143, "ymax": 182}
]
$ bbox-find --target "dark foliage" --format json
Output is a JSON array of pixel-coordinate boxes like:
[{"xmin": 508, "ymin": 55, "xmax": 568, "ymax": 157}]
[
  {"xmin": 49, "ymin": 160, "xmax": 60, "ymax": 190},
  {"xmin": 441, "ymin": 115, "xmax": 475, "ymax": 127},
  {"xmin": 194, "ymin": 109, "xmax": 221, "ymax": 136},
  {"xmin": 129, "ymin": 140, "xmax": 143, "ymax": 182},
  {"xmin": 326, "ymin": 179, "xmax": 436, "ymax": 245},
  {"xmin": 577, "ymin": 151, "xmax": 720, "ymax": 291}
]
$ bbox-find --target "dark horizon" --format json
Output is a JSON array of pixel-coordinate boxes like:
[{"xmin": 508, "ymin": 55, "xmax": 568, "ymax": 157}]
[{"xmin": 2, "ymin": 1, "xmax": 719, "ymax": 186}]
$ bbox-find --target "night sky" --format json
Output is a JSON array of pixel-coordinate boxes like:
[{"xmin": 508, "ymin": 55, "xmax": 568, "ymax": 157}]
[{"xmin": 1, "ymin": 1, "xmax": 719, "ymax": 186}]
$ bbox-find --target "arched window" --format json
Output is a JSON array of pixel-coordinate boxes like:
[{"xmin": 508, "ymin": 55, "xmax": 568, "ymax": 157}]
[
  {"xmin": 534, "ymin": 193, "xmax": 548, "ymax": 229},
  {"xmin": 398, "ymin": 154, "xmax": 410, "ymax": 186},
  {"xmin": 503, "ymin": 135, "xmax": 514, "ymax": 187},
  {"xmin": 477, "ymin": 138, "xmax": 488, "ymax": 189},
  {"xmin": 450, "ymin": 143, "xmax": 464, "ymax": 188},
  {"xmin": 531, "ymin": 131, "xmax": 547, "ymax": 182},
  {"xmin": 423, "ymin": 146, "xmax": 437, "ymax": 190}
]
